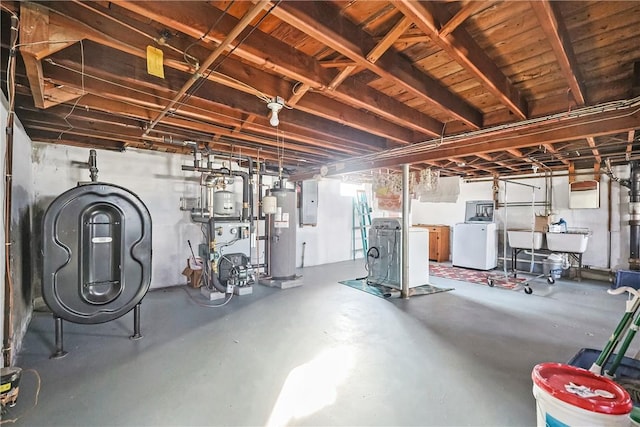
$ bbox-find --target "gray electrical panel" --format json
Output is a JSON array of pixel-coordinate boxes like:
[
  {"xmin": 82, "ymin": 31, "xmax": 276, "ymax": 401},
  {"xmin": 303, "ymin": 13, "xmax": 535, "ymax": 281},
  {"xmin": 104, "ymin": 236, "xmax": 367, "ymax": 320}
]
[{"xmin": 300, "ymin": 180, "xmax": 318, "ymax": 226}]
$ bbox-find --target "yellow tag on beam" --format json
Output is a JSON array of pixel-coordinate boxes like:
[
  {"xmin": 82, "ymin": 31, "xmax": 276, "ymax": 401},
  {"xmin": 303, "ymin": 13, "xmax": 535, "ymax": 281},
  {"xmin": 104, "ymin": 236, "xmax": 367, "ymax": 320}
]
[{"xmin": 146, "ymin": 46, "xmax": 165, "ymax": 79}]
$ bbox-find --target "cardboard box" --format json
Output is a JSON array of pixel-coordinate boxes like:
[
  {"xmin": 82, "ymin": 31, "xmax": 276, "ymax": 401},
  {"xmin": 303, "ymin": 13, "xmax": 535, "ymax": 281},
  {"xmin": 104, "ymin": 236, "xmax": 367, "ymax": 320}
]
[
  {"xmin": 534, "ymin": 215, "xmax": 550, "ymax": 232},
  {"xmin": 182, "ymin": 257, "xmax": 203, "ymax": 288}
]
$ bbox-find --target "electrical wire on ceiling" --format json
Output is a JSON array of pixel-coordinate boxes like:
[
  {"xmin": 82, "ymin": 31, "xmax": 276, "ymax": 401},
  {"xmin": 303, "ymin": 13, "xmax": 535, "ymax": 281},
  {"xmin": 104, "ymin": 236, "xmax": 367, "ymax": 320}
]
[
  {"xmin": 182, "ymin": 0, "xmax": 235, "ymax": 70},
  {"xmin": 70, "ymin": 0, "xmax": 200, "ymax": 69},
  {"xmin": 180, "ymin": 0, "xmax": 283, "ymax": 107},
  {"xmin": 41, "ymin": 58, "xmax": 342, "ymax": 154},
  {"xmin": 10, "ymin": 38, "xmax": 87, "ymax": 140},
  {"xmin": 323, "ymin": 96, "xmax": 640, "ymax": 168}
]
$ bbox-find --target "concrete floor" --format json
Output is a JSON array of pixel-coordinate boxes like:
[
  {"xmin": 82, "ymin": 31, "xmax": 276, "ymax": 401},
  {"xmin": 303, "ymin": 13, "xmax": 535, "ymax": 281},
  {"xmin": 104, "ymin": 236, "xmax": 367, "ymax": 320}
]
[{"xmin": 7, "ymin": 260, "xmax": 634, "ymax": 426}]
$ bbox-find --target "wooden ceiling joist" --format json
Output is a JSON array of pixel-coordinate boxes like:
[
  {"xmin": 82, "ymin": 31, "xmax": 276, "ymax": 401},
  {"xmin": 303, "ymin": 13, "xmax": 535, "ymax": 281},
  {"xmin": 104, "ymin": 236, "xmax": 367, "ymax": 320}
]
[
  {"xmin": 530, "ymin": 0, "xmax": 587, "ymax": 105},
  {"xmin": 293, "ymin": 102, "xmax": 640, "ymax": 179},
  {"xmin": 268, "ymin": 0, "xmax": 482, "ymax": 128},
  {"xmin": 543, "ymin": 143, "xmax": 570, "ymax": 165},
  {"xmin": 438, "ymin": 2, "xmax": 492, "ymax": 38},
  {"xmin": 585, "ymin": 136, "xmax": 602, "ymax": 163},
  {"xmin": 627, "ymin": 130, "xmax": 636, "ymax": 161},
  {"xmin": 366, "ymin": 16, "xmax": 413, "ymax": 64},
  {"xmin": 395, "ymin": 0, "xmax": 528, "ymax": 120},
  {"xmin": 114, "ymin": 1, "xmax": 444, "ymax": 138}
]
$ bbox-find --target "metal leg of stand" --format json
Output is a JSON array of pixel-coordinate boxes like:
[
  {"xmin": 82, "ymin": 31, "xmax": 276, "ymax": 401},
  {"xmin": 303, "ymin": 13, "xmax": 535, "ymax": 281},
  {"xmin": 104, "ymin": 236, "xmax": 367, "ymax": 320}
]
[
  {"xmin": 51, "ymin": 315, "xmax": 68, "ymax": 359},
  {"xmin": 130, "ymin": 303, "xmax": 143, "ymax": 340},
  {"xmin": 577, "ymin": 253, "xmax": 583, "ymax": 281}
]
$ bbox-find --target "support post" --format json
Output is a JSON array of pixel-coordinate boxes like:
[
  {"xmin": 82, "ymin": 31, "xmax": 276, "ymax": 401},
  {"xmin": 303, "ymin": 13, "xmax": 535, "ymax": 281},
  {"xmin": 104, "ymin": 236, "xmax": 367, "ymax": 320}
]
[
  {"xmin": 51, "ymin": 315, "xmax": 68, "ymax": 359},
  {"xmin": 130, "ymin": 303, "xmax": 143, "ymax": 340},
  {"xmin": 401, "ymin": 164, "xmax": 410, "ymax": 299}
]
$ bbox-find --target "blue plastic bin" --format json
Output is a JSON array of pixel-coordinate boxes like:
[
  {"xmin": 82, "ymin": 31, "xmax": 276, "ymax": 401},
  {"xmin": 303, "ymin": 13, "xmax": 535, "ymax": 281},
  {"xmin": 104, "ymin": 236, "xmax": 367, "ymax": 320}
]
[{"xmin": 568, "ymin": 348, "xmax": 640, "ymax": 380}]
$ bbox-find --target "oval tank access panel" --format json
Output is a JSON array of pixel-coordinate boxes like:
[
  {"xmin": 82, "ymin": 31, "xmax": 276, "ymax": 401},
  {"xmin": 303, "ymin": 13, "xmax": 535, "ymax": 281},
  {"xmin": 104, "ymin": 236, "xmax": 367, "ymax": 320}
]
[{"xmin": 42, "ymin": 183, "xmax": 152, "ymax": 324}]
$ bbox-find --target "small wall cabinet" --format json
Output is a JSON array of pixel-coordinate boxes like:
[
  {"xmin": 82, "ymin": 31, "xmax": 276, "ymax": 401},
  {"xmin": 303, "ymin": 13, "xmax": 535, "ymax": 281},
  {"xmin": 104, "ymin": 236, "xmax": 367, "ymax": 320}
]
[{"xmin": 414, "ymin": 224, "xmax": 450, "ymax": 262}]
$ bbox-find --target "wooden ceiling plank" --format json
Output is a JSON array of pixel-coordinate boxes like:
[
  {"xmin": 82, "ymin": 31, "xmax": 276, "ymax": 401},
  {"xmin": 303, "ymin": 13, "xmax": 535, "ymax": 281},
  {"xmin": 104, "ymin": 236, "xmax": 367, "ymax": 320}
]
[
  {"xmin": 19, "ymin": 3, "xmax": 81, "ymax": 60},
  {"xmin": 269, "ymin": 0, "xmax": 482, "ymax": 128},
  {"xmin": 530, "ymin": 0, "xmax": 587, "ymax": 105},
  {"xmin": 45, "ymin": 41, "xmax": 402, "ymax": 149},
  {"xmin": 113, "ymin": 1, "xmax": 443, "ymax": 137},
  {"xmin": 439, "ymin": 2, "xmax": 492, "ymax": 38},
  {"xmin": 395, "ymin": 0, "xmax": 528, "ymax": 120},
  {"xmin": 18, "ymin": 3, "xmax": 83, "ymax": 108},
  {"xmin": 144, "ymin": 0, "xmax": 271, "ymax": 136},
  {"xmin": 366, "ymin": 16, "xmax": 413, "ymax": 64},
  {"xmin": 26, "ymin": 72, "xmax": 353, "ymax": 159}
]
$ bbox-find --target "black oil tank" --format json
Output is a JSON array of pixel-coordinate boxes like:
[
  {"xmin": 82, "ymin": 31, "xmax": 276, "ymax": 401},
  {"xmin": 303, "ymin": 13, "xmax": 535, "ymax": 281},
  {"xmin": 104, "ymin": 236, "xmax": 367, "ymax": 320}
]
[{"xmin": 42, "ymin": 183, "xmax": 152, "ymax": 324}]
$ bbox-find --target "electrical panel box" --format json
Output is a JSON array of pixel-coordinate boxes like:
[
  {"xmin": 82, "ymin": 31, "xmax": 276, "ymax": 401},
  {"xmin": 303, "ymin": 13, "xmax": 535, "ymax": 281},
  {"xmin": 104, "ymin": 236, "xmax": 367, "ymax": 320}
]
[{"xmin": 300, "ymin": 180, "xmax": 318, "ymax": 226}]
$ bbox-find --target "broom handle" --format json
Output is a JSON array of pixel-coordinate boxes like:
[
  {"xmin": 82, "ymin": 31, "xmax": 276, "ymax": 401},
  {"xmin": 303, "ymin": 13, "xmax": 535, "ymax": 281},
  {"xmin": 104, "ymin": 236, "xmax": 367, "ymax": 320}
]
[
  {"xmin": 607, "ymin": 309, "xmax": 640, "ymax": 376},
  {"xmin": 594, "ymin": 288, "xmax": 640, "ymax": 372}
]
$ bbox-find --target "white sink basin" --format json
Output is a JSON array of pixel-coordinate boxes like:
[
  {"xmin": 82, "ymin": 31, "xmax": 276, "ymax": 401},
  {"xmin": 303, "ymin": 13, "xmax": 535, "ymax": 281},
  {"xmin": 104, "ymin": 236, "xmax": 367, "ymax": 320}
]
[
  {"xmin": 508, "ymin": 230, "xmax": 544, "ymax": 249},
  {"xmin": 545, "ymin": 232, "xmax": 589, "ymax": 253}
]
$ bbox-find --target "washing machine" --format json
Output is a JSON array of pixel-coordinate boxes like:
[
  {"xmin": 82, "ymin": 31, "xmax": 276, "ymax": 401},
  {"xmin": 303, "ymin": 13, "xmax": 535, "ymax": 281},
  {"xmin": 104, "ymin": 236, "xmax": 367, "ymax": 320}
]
[{"xmin": 367, "ymin": 218, "xmax": 429, "ymax": 289}]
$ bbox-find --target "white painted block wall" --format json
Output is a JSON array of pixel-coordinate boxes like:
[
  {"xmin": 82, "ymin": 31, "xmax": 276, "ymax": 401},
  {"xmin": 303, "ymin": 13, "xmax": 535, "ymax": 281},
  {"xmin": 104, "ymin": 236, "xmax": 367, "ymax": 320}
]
[
  {"xmin": 29, "ymin": 140, "xmax": 632, "ymax": 286},
  {"xmin": 412, "ymin": 173, "xmax": 629, "ymax": 270}
]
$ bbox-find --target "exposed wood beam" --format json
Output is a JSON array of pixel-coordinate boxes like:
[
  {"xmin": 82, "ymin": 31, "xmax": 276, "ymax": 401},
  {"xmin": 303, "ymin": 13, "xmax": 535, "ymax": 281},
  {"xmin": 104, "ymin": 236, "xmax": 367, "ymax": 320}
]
[
  {"xmin": 143, "ymin": 0, "xmax": 270, "ymax": 136},
  {"xmin": 28, "ymin": 56, "xmax": 362, "ymax": 159},
  {"xmin": 114, "ymin": 1, "xmax": 444, "ymax": 137},
  {"xmin": 268, "ymin": 1, "xmax": 482, "ymax": 128},
  {"xmin": 530, "ymin": 0, "xmax": 587, "ymax": 105},
  {"xmin": 506, "ymin": 148, "xmax": 524, "ymax": 158},
  {"xmin": 327, "ymin": 65, "xmax": 357, "ymax": 91},
  {"xmin": 439, "ymin": 2, "xmax": 491, "ymax": 38},
  {"xmin": 395, "ymin": 0, "xmax": 528, "ymax": 120},
  {"xmin": 568, "ymin": 162, "xmax": 576, "ymax": 183},
  {"xmin": 320, "ymin": 59, "xmax": 358, "ymax": 68},
  {"xmin": 475, "ymin": 152, "xmax": 519, "ymax": 172},
  {"xmin": 633, "ymin": 62, "xmax": 640, "ymax": 97},
  {"xmin": 292, "ymin": 102, "xmax": 640, "ymax": 179},
  {"xmin": 586, "ymin": 136, "xmax": 602, "ymax": 164},
  {"xmin": 543, "ymin": 143, "xmax": 570, "ymax": 165},
  {"xmin": 627, "ymin": 130, "xmax": 636, "ymax": 161},
  {"xmin": 18, "ymin": 3, "xmax": 83, "ymax": 108},
  {"xmin": 366, "ymin": 16, "xmax": 413, "ymax": 64},
  {"xmin": 287, "ymin": 84, "xmax": 311, "ymax": 106},
  {"xmin": 44, "ymin": 35, "xmax": 410, "ymax": 148},
  {"xmin": 392, "ymin": 35, "xmax": 430, "ymax": 44}
]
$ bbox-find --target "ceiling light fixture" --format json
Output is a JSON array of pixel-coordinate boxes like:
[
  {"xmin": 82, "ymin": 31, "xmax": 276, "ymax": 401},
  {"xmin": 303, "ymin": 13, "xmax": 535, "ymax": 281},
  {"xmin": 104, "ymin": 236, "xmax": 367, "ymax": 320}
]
[{"xmin": 267, "ymin": 96, "xmax": 285, "ymax": 127}]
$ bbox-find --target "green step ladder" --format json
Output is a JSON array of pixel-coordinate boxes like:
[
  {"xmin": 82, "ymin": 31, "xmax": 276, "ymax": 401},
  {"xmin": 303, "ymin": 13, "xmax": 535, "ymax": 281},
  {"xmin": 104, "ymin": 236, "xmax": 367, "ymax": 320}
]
[{"xmin": 352, "ymin": 190, "xmax": 372, "ymax": 260}]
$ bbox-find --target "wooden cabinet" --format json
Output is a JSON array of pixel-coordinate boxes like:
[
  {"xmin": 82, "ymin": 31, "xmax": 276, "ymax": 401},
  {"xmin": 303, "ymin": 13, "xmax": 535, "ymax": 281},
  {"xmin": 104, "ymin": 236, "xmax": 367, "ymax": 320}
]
[{"xmin": 414, "ymin": 224, "xmax": 450, "ymax": 262}]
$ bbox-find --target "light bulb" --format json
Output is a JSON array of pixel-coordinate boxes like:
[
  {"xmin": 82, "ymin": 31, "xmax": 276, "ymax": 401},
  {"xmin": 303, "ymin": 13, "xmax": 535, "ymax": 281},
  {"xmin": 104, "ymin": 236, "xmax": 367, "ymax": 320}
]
[{"xmin": 269, "ymin": 109, "xmax": 280, "ymax": 127}]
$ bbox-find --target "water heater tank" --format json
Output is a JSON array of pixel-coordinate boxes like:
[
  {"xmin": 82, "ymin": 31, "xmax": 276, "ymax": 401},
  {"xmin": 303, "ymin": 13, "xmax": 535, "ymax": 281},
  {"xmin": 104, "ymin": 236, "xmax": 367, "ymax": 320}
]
[
  {"xmin": 268, "ymin": 188, "xmax": 297, "ymax": 280},
  {"xmin": 42, "ymin": 183, "xmax": 152, "ymax": 324},
  {"xmin": 213, "ymin": 190, "xmax": 236, "ymax": 216}
]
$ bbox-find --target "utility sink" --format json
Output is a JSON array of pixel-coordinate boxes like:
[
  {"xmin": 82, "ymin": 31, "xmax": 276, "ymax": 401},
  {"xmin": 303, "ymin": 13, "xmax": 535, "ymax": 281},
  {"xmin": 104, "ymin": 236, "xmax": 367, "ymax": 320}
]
[
  {"xmin": 545, "ymin": 232, "xmax": 590, "ymax": 253},
  {"xmin": 508, "ymin": 230, "xmax": 544, "ymax": 249}
]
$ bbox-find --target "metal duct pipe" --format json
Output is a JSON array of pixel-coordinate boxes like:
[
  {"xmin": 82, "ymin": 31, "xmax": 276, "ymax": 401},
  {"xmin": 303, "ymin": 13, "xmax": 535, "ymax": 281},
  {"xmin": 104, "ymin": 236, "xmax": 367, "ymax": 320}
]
[
  {"xmin": 207, "ymin": 217, "xmax": 228, "ymax": 294},
  {"xmin": 88, "ymin": 149, "xmax": 98, "ymax": 182},
  {"xmin": 629, "ymin": 161, "xmax": 640, "ymax": 270}
]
